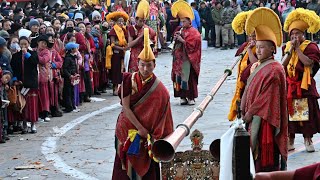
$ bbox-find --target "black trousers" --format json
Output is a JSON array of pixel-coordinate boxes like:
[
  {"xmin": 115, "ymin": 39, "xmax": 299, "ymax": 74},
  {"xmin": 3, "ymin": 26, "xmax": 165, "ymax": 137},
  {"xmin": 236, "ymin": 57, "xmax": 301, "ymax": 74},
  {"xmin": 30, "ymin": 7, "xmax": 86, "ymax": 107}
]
[
  {"xmin": 205, "ymin": 25, "xmax": 216, "ymax": 46},
  {"xmin": 63, "ymin": 79, "xmax": 74, "ymax": 111},
  {"xmin": 84, "ymin": 71, "xmax": 92, "ymax": 97}
]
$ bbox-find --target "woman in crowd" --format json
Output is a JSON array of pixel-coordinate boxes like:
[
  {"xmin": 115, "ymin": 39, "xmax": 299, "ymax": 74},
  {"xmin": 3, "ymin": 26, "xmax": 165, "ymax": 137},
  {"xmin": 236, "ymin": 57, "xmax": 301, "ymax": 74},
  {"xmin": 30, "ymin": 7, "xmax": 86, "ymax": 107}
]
[
  {"xmin": 77, "ymin": 22, "xmax": 94, "ymax": 102},
  {"xmin": 47, "ymin": 33, "xmax": 63, "ymax": 117},
  {"xmin": 37, "ymin": 34, "xmax": 51, "ymax": 122},
  {"xmin": 11, "ymin": 30, "xmax": 39, "ymax": 133}
]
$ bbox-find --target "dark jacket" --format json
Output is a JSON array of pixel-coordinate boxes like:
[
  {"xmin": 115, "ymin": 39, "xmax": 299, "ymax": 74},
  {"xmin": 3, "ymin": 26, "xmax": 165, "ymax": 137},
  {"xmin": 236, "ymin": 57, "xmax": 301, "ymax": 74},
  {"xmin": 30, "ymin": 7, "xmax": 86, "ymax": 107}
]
[
  {"xmin": 11, "ymin": 50, "xmax": 39, "ymax": 89},
  {"xmin": 199, "ymin": 7, "xmax": 215, "ymax": 26},
  {"xmin": 62, "ymin": 53, "xmax": 77, "ymax": 80}
]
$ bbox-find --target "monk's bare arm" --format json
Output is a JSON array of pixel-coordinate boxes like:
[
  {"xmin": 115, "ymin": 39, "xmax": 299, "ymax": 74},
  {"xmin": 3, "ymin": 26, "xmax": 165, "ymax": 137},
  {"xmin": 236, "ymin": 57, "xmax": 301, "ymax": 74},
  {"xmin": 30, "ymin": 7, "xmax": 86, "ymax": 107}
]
[
  {"xmin": 296, "ymin": 48, "xmax": 313, "ymax": 66},
  {"xmin": 122, "ymin": 95, "xmax": 148, "ymax": 138},
  {"xmin": 248, "ymin": 48, "xmax": 258, "ymax": 63}
]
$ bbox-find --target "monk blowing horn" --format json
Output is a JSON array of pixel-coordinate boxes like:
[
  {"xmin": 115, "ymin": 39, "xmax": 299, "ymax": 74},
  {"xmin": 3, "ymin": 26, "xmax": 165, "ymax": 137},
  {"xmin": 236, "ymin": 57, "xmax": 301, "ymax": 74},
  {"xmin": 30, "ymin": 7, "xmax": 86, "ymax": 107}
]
[{"xmin": 152, "ymin": 52, "xmax": 248, "ymax": 162}]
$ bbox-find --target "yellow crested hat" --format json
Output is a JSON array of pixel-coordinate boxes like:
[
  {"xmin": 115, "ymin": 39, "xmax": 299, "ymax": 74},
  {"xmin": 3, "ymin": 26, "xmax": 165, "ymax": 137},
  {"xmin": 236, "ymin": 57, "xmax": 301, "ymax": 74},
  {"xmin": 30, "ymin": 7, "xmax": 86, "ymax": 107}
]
[
  {"xmin": 284, "ymin": 8, "xmax": 320, "ymax": 34},
  {"xmin": 232, "ymin": 11, "xmax": 252, "ymax": 34},
  {"xmin": 245, "ymin": 7, "xmax": 282, "ymax": 47},
  {"xmin": 106, "ymin": 11, "xmax": 129, "ymax": 22},
  {"xmin": 138, "ymin": 28, "xmax": 155, "ymax": 61},
  {"xmin": 171, "ymin": 0, "xmax": 194, "ymax": 20},
  {"xmin": 136, "ymin": 0, "xmax": 150, "ymax": 20}
]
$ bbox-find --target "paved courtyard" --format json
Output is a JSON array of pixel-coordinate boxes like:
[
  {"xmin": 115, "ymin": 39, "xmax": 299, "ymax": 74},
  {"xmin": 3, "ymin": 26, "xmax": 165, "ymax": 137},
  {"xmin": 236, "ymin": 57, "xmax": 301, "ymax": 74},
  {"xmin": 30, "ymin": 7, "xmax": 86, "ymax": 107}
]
[{"xmin": 0, "ymin": 46, "xmax": 319, "ymax": 180}]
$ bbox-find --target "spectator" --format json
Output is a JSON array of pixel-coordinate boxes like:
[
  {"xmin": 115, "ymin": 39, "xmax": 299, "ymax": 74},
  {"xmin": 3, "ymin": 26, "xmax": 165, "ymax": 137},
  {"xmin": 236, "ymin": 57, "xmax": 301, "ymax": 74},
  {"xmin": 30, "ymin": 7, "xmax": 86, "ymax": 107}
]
[
  {"xmin": 212, "ymin": 1, "xmax": 223, "ymax": 48},
  {"xmin": 191, "ymin": 2, "xmax": 201, "ymax": 31},
  {"xmin": 221, "ymin": 0, "xmax": 237, "ymax": 50},
  {"xmin": 281, "ymin": 2, "xmax": 295, "ymax": 23},
  {"xmin": 244, "ymin": 0, "xmax": 257, "ymax": 10},
  {"xmin": 164, "ymin": 1, "xmax": 173, "ymax": 42},
  {"xmin": 199, "ymin": 1, "xmax": 215, "ymax": 46}
]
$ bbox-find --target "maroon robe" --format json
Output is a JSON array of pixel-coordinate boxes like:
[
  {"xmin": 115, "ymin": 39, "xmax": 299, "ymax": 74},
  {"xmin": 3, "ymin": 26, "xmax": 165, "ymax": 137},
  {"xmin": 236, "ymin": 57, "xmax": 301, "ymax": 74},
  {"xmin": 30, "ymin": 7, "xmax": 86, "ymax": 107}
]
[
  {"xmin": 128, "ymin": 25, "xmax": 156, "ymax": 72},
  {"xmin": 109, "ymin": 28, "xmax": 126, "ymax": 85},
  {"xmin": 172, "ymin": 26, "xmax": 201, "ymax": 100},
  {"xmin": 282, "ymin": 42, "xmax": 320, "ymax": 137},
  {"xmin": 241, "ymin": 60, "xmax": 288, "ymax": 172},
  {"xmin": 49, "ymin": 49, "xmax": 63, "ymax": 108},
  {"xmin": 294, "ymin": 163, "xmax": 320, "ymax": 180},
  {"xmin": 112, "ymin": 72, "xmax": 174, "ymax": 178}
]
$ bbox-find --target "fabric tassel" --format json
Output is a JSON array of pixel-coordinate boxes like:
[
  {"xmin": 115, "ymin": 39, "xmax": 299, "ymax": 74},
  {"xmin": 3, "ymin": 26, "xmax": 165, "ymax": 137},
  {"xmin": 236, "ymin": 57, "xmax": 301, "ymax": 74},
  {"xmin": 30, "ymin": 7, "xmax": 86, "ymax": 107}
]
[
  {"xmin": 128, "ymin": 134, "xmax": 141, "ymax": 155},
  {"xmin": 260, "ymin": 120, "xmax": 274, "ymax": 168}
]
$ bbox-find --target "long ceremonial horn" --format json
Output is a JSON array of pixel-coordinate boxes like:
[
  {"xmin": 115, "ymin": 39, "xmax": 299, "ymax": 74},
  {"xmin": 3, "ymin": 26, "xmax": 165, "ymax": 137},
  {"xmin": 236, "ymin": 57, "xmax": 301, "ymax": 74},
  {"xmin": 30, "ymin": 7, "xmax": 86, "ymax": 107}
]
[{"xmin": 152, "ymin": 52, "xmax": 247, "ymax": 162}]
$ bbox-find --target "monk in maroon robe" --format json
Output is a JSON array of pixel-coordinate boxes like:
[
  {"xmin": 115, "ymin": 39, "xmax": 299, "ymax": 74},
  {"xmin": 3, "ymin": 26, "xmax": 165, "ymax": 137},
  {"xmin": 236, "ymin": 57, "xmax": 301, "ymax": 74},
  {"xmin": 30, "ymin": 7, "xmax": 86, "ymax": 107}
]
[
  {"xmin": 282, "ymin": 9, "xmax": 320, "ymax": 152},
  {"xmin": 241, "ymin": 7, "xmax": 288, "ymax": 173},
  {"xmin": 127, "ymin": 23, "xmax": 156, "ymax": 72},
  {"xmin": 171, "ymin": 18, "xmax": 201, "ymax": 105},
  {"xmin": 112, "ymin": 28, "xmax": 173, "ymax": 179}
]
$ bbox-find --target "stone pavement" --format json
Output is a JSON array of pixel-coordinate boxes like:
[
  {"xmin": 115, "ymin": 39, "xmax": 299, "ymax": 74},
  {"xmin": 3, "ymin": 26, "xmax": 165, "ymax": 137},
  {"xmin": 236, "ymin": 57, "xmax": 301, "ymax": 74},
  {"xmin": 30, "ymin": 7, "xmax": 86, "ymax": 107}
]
[{"xmin": 0, "ymin": 47, "xmax": 320, "ymax": 180}]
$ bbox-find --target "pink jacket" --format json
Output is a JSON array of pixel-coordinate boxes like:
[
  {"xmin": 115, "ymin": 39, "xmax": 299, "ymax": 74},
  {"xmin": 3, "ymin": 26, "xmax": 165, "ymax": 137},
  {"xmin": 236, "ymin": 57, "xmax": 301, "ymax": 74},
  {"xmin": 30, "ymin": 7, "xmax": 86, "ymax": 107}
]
[{"xmin": 38, "ymin": 48, "xmax": 51, "ymax": 83}]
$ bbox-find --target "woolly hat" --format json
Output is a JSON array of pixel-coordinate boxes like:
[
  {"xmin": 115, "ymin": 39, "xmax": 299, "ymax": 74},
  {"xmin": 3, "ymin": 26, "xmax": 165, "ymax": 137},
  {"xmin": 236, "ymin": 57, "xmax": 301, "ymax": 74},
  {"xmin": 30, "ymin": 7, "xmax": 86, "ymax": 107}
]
[
  {"xmin": 245, "ymin": 7, "xmax": 283, "ymax": 47},
  {"xmin": 232, "ymin": 11, "xmax": 252, "ymax": 34},
  {"xmin": 0, "ymin": 30, "xmax": 10, "ymax": 39},
  {"xmin": 65, "ymin": 42, "xmax": 79, "ymax": 50},
  {"xmin": 138, "ymin": 28, "xmax": 155, "ymax": 61},
  {"xmin": 284, "ymin": 8, "xmax": 320, "ymax": 34},
  {"xmin": 0, "ymin": 37, "xmax": 6, "ymax": 47},
  {"xmin": 106, "ymin": 11, "xmax": 129, "ymax": 22},
  {"xmin": 74, "ymin": 12, "xmax": 84, "ymax": 20},
  {"xmin": 18, "ymin": 29, "xmax": 32, "ymax": 39},
  {"xmin": 29, "ymin": 19, "xmax": 40, "ymax": 28},
  {"xmin": 92, "ymin": 10, "xmax": 101, "ymax": 19},
  {"xmin": 171, "ymin": 0, "xmax": 195, "ymax": 20},
  {"xmin": 136, "ymin": 0, "xmax": 150, "ymax": 19}
]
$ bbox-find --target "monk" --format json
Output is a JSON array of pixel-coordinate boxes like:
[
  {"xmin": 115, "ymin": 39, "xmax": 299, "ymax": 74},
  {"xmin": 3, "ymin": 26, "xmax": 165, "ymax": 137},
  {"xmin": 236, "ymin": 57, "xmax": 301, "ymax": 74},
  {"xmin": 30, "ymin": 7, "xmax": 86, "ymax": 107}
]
[
  {"xmin": 127, "ymin": 0, "xmax": 156, "ymax": 72},
  {"xmin": 282, "ymin": 8, "xmax": 320, "ymax": 153},
  {"xmin": 112, "ymin": 28, "xmax": 174, "ymax": 179},
  {"xmin": 240, "ymin": 7, "xmax": 288, "ymax": 172},
  {"xmin": 228, "ymin": 11, "xmax": 258, "ymax": 121},
  {"xmin": 171, "ymin": 0, "xmax": 201, "ymax": 105}
]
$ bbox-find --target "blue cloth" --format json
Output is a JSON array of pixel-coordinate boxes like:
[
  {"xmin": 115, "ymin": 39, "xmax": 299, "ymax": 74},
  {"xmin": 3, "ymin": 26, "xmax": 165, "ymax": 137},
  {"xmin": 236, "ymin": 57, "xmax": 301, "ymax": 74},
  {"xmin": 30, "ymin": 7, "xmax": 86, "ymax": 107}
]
[
  {"xmin": 192, "ymin": 9, "xmax": 201, "ymax": 29},
  {"xmin": 127, "ymin": 134, "xmax": 141, "ymax": 155},
  {"xmin": 51, "ymin": 62, "xmax": 57, "ymax": 69},
  {"xmin": 65, "ymin": 42, "xmax": 79, "ymax": 50},
  {"xmin": 24, "ymin": 52, "xmax": 31, "ymax": 59}
]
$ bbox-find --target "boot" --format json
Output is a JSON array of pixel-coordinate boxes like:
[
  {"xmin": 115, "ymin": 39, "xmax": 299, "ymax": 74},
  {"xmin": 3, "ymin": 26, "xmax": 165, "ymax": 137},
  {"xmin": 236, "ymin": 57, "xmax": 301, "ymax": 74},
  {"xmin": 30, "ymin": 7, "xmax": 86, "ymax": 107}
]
[
  {"xmin": 21, "ymin": 121, "xmax": 28, "ymax": 134},
  {"xmin": 0, "ymin": 125, "xmax": 5, "ymax": 143},
  {"xmin": 94, "ymin": 89, "xmax": 101, "ymax": 95},
  {"xmin": 304, "ymin": 138, "xmax": 315, "ymax": 152},
  {"xmin": 288, "ymin": 137, "xmax": 295, "ymax": 151},
  {"xmin": 220, "ymin": 45, "xmax": 228, "ymax": 50},
  {"xmin": 84, "ymin": 95, "xmax": 91, "ymax": 102},
  {"xmin": 229, "ymin": 44, "xmax": 235, "ymax": 49}
]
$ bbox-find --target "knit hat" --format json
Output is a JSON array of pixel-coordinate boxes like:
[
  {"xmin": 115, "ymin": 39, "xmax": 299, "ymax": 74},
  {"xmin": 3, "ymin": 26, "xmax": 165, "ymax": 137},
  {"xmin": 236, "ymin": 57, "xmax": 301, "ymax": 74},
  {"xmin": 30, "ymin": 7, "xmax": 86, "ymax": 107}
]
[
  {"xmin": 29, "ymin": 19, "xmax": 40, "ymax": 28},
  {"xmin": 18, "ymin": 29, "xmax": 32, "ymax": 39},
  {"xmin": 92, "ymin": 10, "xmax": 101, "ymax": 19},
  {"xmin": 74, "ymin": 12, "xmax": 84, "ymax": 20},
  {"xmin": 0, "ymin": 30, "xmax": 10, "ymax": 39},
  {"xmin": 245, "ymin": 7, "xmax": 283, "ymax": 47},
  {"xmin": 0, "ymin": 37, "xmax": 7, "ymax": 47},
  {"xmin": 138, "ymin": 28, "xmax": 155, "ymax": 61},
  {"xmin": 65, "ymin": 42, "xmax": 79, "ymax": 50}
]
